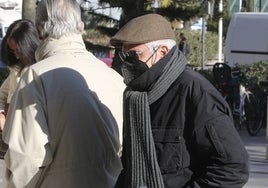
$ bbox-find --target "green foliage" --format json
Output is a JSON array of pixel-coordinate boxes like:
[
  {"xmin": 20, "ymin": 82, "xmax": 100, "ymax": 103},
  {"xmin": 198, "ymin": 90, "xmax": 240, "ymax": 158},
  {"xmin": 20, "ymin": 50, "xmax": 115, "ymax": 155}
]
[
  {"xmin": 0, "ymin": 68, "xmax": 9, "ymax": 87},
  {"xmin": 234, "ymin": 61, "xmax": 268, "ymax": 93},
  {"xmin": 82, "ymin": 11, "xmax": 119, "ymax": 31},
  {"xmin": 83, "ymin": 29, "xmax": 113, "ymax": 55},
  {"xmin": 175, "ymin": 29, "xmax": 218, "ymax": 67},
  {"xmin": 206, "ymin": 0, "xmax": 231, "ymax": 37},
  {"xmin": 156, "ymin": 0, "xmax": 205, "ymax": 23},
  {"xmin": 81, "ymin": 0, "xmax": 230, "ymax": 59},
  {"xmin": 198, "ymin": 61, "xmax": 268, "ymax": 95},
  {"xmin": 161, "ymin": 0, "xmax": 173, "ymax": 7}
]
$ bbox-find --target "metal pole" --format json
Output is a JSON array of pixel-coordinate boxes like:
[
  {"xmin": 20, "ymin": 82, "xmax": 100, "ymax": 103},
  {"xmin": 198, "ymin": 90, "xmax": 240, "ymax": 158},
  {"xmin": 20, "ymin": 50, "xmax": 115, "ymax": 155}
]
[
  {"xmin": 259, "ymin": 81, "xmax": 268, "ymax": 159},
  {"xmin": 201, "ymin": 17, "xmax": 205, "ymax": 70},
  {"xmin": 266, "ymin": 95, "xmax": 268, "ymax": 159},
  {"xmin": 218, "ymin": 0, "xmax": 223, "ymax": 62}
]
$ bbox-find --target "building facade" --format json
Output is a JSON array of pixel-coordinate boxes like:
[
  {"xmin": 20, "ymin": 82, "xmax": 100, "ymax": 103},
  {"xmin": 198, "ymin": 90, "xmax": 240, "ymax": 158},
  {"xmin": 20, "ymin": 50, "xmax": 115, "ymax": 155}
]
[{"xmin": 229, "ymin": 0, "xmax": 268, "ymax": 13}]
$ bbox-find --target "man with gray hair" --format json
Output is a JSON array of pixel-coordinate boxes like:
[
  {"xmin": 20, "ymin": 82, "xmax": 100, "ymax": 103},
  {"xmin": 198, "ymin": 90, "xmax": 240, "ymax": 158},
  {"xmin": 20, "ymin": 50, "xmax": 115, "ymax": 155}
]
[
  {"xmin": 111, "ymin": 13, "xmax": 249, "ymax": 188},
  {"xmin": 2, "ymin": 0, "xmax": 124, "ymax": 187}
]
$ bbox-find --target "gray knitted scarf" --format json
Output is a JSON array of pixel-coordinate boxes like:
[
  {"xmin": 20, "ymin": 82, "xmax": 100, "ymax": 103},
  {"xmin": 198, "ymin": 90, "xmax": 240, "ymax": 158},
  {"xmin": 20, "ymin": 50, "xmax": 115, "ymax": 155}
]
[{"xmin": 122, "ymin": 47, "xmax": 187, "ymax": 188}]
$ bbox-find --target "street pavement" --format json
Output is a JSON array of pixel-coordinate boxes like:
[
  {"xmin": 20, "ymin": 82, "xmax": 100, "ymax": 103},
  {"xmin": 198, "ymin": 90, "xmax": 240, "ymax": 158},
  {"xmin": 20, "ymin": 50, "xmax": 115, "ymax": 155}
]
[
  {"xmin": 239, "ymin": 127, "xmax": 268, "ymax": 188},
  {"xmin": 0, "ymin": 127, "xmax": 266, "ymax": 187}
]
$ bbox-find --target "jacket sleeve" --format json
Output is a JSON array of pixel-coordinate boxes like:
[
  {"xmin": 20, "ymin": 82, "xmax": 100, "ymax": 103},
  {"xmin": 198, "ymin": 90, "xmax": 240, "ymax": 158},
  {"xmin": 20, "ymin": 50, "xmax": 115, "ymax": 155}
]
[
  {"xmin": 0, "ymin": 75, "xmax": 10, "ymax": 111},
  {"xmin": 191, "ymin": 92, "xmax": 249, "ymax": 188},
  {"xmin": 2, "ymin": 68, "xmax": 52, "ymax": 187}
]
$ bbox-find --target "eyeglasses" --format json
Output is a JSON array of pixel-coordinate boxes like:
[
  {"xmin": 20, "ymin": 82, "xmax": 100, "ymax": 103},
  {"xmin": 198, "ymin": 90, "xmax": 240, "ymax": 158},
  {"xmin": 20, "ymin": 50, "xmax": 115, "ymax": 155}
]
[
  {"xmin": 119, "ymin": 45, "xmax": 160, "ymax": 63},
  {"xmin": 118, "ymin": 50, "xmax": 141, "ymax": 62}
]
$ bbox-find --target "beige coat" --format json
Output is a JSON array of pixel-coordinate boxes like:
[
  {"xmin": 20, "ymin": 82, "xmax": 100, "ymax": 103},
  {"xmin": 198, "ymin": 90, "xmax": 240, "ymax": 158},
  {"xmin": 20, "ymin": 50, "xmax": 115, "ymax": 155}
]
[
  {"xmin": 3, "ymin": 34, "xmax": 124, "ymax": 188},
  {"xmin": 0, "ymin": 67, "xmax": 23, "ymax": 112}
]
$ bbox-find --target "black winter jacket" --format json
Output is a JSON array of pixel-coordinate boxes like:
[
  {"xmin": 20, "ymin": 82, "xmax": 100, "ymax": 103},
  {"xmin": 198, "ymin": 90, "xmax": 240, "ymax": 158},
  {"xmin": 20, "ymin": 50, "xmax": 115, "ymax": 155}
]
[{"xmin": 118, "ymin": 48, "xmax": 249, "ymax": 188}]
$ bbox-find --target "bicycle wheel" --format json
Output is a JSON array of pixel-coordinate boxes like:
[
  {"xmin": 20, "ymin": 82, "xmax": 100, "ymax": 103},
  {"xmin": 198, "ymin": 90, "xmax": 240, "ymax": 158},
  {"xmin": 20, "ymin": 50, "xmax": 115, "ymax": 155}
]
[
  {"xmin": 244, "ymin": 95, "xmax": 264, "ymax": 136},
  {"xmin": 233, "ymin": 111, "xmax": 244, "ymax": 131}
]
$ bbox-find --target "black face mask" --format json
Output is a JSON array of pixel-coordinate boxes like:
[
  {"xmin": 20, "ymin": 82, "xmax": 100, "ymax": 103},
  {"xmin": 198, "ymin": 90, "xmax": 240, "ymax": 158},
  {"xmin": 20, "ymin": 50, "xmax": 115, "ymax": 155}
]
[{"xmin": 119, "ymin": 51, "xmax": 149, "ymax": 84}]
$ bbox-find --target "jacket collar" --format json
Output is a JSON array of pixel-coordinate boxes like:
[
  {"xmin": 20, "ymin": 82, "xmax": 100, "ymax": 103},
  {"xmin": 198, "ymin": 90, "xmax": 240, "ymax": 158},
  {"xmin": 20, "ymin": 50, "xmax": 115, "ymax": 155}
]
[{"xmin": 35, "ymin": 34, "xmax": 86, "ymax": 62}]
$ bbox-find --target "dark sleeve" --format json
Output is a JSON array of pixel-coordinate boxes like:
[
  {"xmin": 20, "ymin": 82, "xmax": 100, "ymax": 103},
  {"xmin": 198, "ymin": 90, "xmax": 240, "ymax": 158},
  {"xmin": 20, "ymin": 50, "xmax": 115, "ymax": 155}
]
[
  {"xmin": 111, "ymin": 49, "xmax": 123, "ymax": 76},
  {"xmin": 191, "ymin": 92, "xmax": 249, "ymax": 188}
]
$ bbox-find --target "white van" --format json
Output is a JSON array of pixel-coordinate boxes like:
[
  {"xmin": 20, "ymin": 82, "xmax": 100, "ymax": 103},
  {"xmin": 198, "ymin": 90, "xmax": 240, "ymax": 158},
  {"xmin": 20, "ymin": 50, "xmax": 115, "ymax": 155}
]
[{"xmin": 225, "ymin": 12, "xmax": 268, "ymax": 66}]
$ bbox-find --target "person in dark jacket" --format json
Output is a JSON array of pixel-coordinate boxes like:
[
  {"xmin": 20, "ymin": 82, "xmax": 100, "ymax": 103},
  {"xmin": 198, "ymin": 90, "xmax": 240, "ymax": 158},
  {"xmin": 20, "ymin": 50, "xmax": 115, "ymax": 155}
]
[
  {"xmin": 179, "ymin": 32, "xmax": 190, "ymax": 56},
  {"xmin": 110, "ymin": 13, "xmax": 249, "ymax": 188}
]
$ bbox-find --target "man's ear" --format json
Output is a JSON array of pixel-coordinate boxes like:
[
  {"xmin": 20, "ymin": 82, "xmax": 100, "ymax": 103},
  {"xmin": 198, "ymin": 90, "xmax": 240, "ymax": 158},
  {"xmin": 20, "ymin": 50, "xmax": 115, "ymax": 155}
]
[
  {"xmin": 81, "ymin": 22, "xmax": 85, "ymax": 29},
  {"xmin": 159, "ymin": 45, "xmax": 169, "ymax": 57},
  {"xmin": 81, "ymin": 21, "xmax": 85, "ymax": 30},
  {"xmin": 36, "ymin": 25, "xmax": 44, "ymax": 40},
  {"xmin": 80, "ymin": 21, "xmax": 86, "ymax": 34}
]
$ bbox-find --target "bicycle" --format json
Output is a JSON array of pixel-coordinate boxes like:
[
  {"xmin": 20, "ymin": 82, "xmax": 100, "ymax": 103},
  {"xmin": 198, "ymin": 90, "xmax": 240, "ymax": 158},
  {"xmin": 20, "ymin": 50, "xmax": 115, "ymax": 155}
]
[
  {"xmin": 213, "ymin": 63, "xmax": 267, "ymax": 136},
  {"xmin": 244, "ymin": 80, "xmax": 267, "ymax": 136},
  {"xmin": 212, "ymin": 63, "xmax": 248, "ymax": 130}
]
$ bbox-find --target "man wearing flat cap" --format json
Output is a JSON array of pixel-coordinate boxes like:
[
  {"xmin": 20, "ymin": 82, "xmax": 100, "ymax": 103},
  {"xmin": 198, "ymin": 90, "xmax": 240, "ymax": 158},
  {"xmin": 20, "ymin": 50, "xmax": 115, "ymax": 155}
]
[{"xmin": 111, "ymin": 13, "xmax": 249, "ymax": 188}]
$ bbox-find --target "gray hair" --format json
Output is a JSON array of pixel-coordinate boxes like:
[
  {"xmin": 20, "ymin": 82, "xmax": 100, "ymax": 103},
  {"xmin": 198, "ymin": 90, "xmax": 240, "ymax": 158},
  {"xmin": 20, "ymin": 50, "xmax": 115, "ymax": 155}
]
[
  {"xmin": 35, "ymin": 0, "xmax": 83, "ymax": 39},
  {"xmin": 145, "ymin": 39, "xmax": 177, "ymax": 53}
]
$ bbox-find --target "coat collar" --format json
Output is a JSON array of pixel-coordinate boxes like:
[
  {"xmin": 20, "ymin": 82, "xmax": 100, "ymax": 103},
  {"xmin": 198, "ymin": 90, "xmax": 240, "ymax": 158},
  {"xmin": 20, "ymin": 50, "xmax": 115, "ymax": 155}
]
[{"xmin": 35, "ymin": 34, "xmax": 86, "ymax": 62}]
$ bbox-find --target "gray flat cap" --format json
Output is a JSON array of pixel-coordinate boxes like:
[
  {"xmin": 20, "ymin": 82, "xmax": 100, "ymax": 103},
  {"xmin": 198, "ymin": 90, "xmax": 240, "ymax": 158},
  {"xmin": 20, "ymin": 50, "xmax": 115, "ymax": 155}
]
[{"xmin": 110, "ymin": 13, "xmax": 175, "ymax": 47}]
